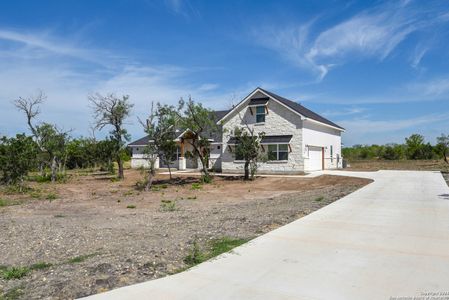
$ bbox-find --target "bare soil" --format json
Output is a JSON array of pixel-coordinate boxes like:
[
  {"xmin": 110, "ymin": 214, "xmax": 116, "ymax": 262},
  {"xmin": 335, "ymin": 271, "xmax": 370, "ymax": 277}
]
[
  {"xmin": 0, "ymin": 169, "xmax": 371, "ymax": 299},
  {"xmin": 347, "ymin": 159, "xmax": 449, "ymax": 171},
  {"xmin": 346, "ymin": 159, "xmax": 449, "ymax": 186}
]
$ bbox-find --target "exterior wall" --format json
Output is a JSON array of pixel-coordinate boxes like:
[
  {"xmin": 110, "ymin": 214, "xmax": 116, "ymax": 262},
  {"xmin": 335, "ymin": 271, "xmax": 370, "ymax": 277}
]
[
  {"xmin": 302, "ymin": 121, "xmax": 342, "ymax": 170},
  {"xmin": 221, "ymin": 92, "xmax": 304, "ymax": 174},
  {"xmin": 130, "ymin": 141, "xmax": 201, "ymax": 170},
  {"xmin": 130, "ymin": 147, "xmax": 160, "ymax": 169},
  {"xmin": 210, "ymin": 143, "xmax": 222, "ymax": 171}
]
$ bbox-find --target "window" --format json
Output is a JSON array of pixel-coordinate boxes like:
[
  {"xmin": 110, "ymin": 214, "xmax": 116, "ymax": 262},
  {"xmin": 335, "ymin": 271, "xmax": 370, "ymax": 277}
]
[
  {"xmin": 268, "ymin": 144, "xmax": 289, "ymax": 161},
  {"xmin": 256, "ymin": 106, "xmax": 265, "ymax": 123}
]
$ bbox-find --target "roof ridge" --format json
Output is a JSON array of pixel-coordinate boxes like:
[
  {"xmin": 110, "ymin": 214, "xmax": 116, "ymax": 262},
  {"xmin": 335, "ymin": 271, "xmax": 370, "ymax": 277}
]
[{"xmin": 258, "ymin": 88, "xmax": 344, "ymax": 130}]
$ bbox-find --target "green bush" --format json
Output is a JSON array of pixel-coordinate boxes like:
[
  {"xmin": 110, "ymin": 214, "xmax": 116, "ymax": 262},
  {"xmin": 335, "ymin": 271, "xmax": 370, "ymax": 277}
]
[
  {"xmin": 191, "ymin": 183, "xmax": 202, "ymax": 190},
  {"xmin": 1, "ymin": 266, "xmax": 30, "ymax": 280},
  {"xmin": 160, "ymin": 200, "xmax": 177, "ymax": 212}
]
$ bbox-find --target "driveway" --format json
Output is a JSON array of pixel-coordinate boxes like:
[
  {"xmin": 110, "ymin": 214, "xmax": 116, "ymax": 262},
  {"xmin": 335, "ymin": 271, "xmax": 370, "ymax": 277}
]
[{"xmin": 82, "ymin": 170, "xmax": 449, "ymax": 300}]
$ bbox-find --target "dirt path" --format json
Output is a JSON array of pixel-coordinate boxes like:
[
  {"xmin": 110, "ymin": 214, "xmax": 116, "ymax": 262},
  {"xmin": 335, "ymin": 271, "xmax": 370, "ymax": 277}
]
[{"xmin": 0, "ymin": 170, "xmax": 371, "ymax": 299}]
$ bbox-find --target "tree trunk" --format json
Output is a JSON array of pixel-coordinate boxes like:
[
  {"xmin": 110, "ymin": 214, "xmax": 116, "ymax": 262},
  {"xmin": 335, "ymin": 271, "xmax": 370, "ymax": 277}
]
[
  {"xmin": 145, "ymin": 168, "xmax": 155, "ymax": 191},
  {"xmin": 51, "ymin": 156, "xmax": 57, "ymax": 183},
  {"xmin": 244, "ymin": 161, "xmax": 250, "ymax": 180},
  {"xmin": 167, "ymin": 161, "xmax": 172, "ymax": 180},
  {"xmin": 117, "ymin": 156, "xmax": 124, "ymax": 179}
]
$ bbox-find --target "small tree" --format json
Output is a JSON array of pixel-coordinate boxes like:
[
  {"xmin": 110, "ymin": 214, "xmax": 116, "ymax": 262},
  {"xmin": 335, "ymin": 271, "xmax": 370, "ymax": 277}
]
[
  {"xmin": 436, "ymin": 134, "xmax": 449, "ymax": 164},
  {"xmin": 405, "ymin": 134, "xmax": 425, "ymax": 160},
  {"xmin": 231, "ymin": 127, "xmax": 265, "ymax": 180},
  {"xmin": 89, "ymin": 93, "xmax": 133, "ymax": 180},
  {"xmin": 141, "ymin": 103, "xmax": 179, "ymax": 190},
  {"xmin": 35, "ymin": 123, "xmax": 69, "ymax": 182},
  {"xmin": 179, "ymin": 97, "xmax": 218, "ymax": 182},
  {"xmin": 0, "ymin": 134, "xmax": 38, "ymax": 190}
]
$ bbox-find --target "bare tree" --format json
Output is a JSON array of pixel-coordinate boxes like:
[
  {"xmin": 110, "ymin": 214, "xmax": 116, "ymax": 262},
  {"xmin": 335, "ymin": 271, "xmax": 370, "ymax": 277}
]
[
  {"xmin": 14, "ymin": 91, "xmax": 70, "ymax": 182},
  {"xmin": 89, "ymin": 93, "xmax": 133, "ymax": 180},
  {"xmin": 13, "ymin": 91, "xmax": 46, "ymax": 142}
]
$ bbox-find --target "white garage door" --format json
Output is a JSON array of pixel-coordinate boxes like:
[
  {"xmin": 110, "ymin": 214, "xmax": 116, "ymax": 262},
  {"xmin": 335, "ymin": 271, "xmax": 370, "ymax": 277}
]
[{"xmin": 306, "ymin": 146, "xmax": 323, "ymax": 171}]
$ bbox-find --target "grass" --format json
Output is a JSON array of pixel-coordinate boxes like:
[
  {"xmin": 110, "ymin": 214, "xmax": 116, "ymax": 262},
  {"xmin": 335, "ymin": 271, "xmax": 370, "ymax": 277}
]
[
  {"xmin": 28, "ymin": 190, "xmax": 42, "ymax": 199},
  {"xmin": 347, "ymin": 159, "xmax": 449, "ymax": 171},
  {"xmin": 1, "ymin": 266, "xmax": 30, "ymax": 280},
  {"xmin": 0, "ymin": 199, "xmax": 21, "ymax": 207},
  {"xmin": 126, "ymin": 205, "xmax": 136, "ymax": 209},
  {"xmin": 160, "ymin": 200, "xmax": 177, "ymax": 212},
  {"xmin": 45, "ymin": 192, "xmax": 58, "ymax": 201},
  {"xmin": 66, "ymin": 253, "xmax": 98, "ymax": 264},
  {"xmin": 0, "ymin": 285, "xmax": 24, "ymax": 300},
  {"xmin": 183, "ymin": 237, "xmax": 249, "ymax": 268},
  {"xmin": 0, "ymin": 261, "xmax": 52, "ymax": 281},
  {"xmin": 191, "ymin": 183, "xmax": 202, "ymax": 190},
  {"xmin": 314, "ymin": 196, "xmax": 324, "ymax": 202},
  {"xmin": 30, "ymin": 262, "xmax": 52, "ymax": 270},
  {"xmin": 151, "ymin": 184, "xmax": 168, "ymax": 192}
]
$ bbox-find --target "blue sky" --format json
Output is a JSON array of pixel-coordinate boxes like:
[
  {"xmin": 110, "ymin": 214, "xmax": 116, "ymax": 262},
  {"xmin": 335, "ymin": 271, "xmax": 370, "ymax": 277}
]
[{"xmin": 1, "ymin": 0, "xmax": 449, "ymax": 146}]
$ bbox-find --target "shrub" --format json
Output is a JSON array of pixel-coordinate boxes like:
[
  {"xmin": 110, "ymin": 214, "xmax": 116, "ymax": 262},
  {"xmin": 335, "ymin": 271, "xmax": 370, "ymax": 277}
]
[
  {"xmin": 183, "ymin": 240, "xmax": 205, "ymax": 266},
  {"xmin": 314, "ymin": 196, "xmax": 324, "ymax": 202},
  {"xmin": 1, "ymin": 266, "xmax": 30, "ymax": 280},
  {"xmin": 191, "ymin": 183, "xmax": 202, "ymax": 190},
  {"xmin": 126, "ymin": 205, "xmax": 136, "ymax": 209},
  {"xmin": 160, "ymin": 200, "xmax": 177, "ymax": 212},
  {"xmin": 46, "ymin": 192, "xmax": 58, "ymax": 201}
]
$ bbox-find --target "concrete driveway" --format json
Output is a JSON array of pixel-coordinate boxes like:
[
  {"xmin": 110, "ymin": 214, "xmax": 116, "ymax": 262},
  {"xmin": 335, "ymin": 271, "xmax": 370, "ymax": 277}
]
[{"xmin": 82, "ymin": 170, "xmax": 449, "ymax": 300}]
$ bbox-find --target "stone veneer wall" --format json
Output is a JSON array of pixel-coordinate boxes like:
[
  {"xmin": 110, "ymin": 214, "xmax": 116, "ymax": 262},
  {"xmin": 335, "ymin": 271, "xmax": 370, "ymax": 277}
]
[{"xmin": 221, "ymin": 92, "xmax": 304, "ymax": 174}]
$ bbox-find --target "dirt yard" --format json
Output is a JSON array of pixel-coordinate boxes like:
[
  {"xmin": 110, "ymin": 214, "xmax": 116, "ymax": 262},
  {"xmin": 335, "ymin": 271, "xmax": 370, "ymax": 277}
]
[
  {"xmin": 0, "ymin": 170, "xmax": 371, "ymax": 299},
  {"xmin": 346, "ymin": 159, "xmax": 449, "ymax": 171},
  {"xmin": 346, "ymin": 159, "xmax": 449, "ymax": 186}
]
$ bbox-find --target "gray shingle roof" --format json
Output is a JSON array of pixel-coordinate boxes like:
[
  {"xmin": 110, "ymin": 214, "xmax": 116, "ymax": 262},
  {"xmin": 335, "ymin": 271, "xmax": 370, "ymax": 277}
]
[
  {"xmin": 128, "ymin": 135, "xmax": 151, "ymax": 146},
  {"xmin": 129, "ymin": 110, "xmax": 229, "ymax": 146},
  {"xmin": 258, "ymin": 88, "xmax": 344, "ymax": 130}
]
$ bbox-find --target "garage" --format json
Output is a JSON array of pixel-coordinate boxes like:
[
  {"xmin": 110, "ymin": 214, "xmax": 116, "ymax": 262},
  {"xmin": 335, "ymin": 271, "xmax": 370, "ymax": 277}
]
[{"xmin": 306, "ymin": 146, "xmax": 323, "ymax": 171}]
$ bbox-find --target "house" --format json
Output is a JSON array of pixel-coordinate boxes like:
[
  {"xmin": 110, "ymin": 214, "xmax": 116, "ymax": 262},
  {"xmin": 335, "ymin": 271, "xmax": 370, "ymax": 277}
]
[{"xmin": 128, "ymin": 87, "xmax": 344, "ymax": 174}]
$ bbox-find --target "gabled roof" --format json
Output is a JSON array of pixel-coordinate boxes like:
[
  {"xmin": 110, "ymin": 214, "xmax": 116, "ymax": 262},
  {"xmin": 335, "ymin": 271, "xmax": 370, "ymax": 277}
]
[
  {"xmin": 128, "ymin": 110, "xmax": 228, "ymax": 147},
  {"xmin": 128, "ymin": 135, "xmax": 152, "ymax": 146},
  {"xmin": 217, "ymin": 88, "xmax": 344, "ymax": 131}
]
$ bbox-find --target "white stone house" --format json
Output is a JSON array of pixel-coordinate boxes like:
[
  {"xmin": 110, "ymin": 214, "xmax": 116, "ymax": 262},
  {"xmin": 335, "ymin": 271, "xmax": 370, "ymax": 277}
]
[{"xmin": 128, "ymin": 87, "xmax": 344, "ymax": 174}]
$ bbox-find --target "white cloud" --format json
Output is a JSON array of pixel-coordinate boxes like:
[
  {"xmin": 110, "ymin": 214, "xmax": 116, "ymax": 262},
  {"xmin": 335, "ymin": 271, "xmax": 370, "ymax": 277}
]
[
  {"xmin": 0, "ymin": 28, "xmax": 115, "ymax": 66},
  {"xmin": 164, "ymin": 0, "xmax": 199, "ymax": 18},
  {"xmin": 0, "ymin": 29, "xmax": 225, "ymax": 139},
  {"xmin": 407, "ymin": 77, "xmax": 449, "ymax": 96},
  {"xmin": 320, "ymin": 107, "xmax": 366, "ymax": 117},
  {"xmin": 340, "ymin": 113, "xmax": 449, "ymax": 145},
  {"xmin": 252, "ymin": 1, "xmax": 449, "ymax": 80}
]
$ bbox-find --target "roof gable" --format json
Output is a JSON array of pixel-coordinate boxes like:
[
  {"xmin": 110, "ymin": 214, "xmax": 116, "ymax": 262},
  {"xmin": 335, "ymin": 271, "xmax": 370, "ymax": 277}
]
[{"xmin": 217, "ymin": 87, "xmax": 344, "ymax": 131}]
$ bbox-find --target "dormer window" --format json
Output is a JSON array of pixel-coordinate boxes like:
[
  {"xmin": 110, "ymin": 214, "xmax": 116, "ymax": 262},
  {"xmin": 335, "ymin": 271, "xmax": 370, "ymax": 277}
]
[{"xmin": 256, "ymin": 106, "xmax": 265, "ymax": 123}]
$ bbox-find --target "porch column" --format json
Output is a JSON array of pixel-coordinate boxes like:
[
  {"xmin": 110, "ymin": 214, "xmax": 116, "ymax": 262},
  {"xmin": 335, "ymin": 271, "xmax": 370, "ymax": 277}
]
[{"xmin": 178, "ymin": 139, "xmax": 186, "ymax": 170}]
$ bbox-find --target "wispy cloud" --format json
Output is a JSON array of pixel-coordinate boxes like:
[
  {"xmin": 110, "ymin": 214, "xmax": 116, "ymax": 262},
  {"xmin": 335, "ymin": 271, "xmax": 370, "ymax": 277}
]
[
  {"xmin": 0, "ymin": 28, "xmax": 119, "ymax": 66},
  {"xmin": 164, "ymin": 0, "xmax": 199, "ymax": 18},
  {"xmin": 340, "ymin": 112, "xmax": 449, "ymax": 145},
  {"xmin": 252, "ymin": 1, "xmax": 449, "ymax": 80},
  {"xmin": 321, "ymin": 107, "xmax": 366, "ymax": 117},
  {"xmin": 0, "ymin": 28, "xmax": 223, "ymax": 138},
  {"xmin": 406, "ymin": 77, "xmax": 449, "ymax": 96}
]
